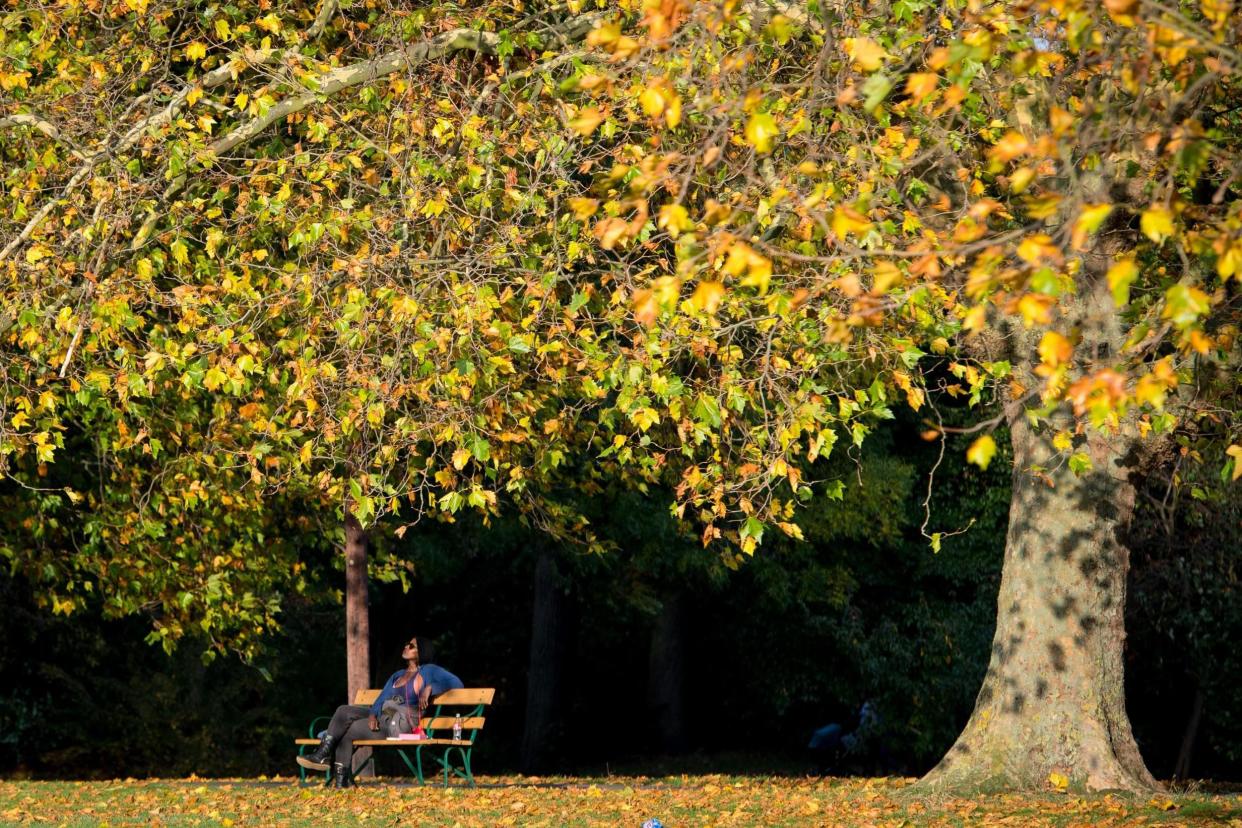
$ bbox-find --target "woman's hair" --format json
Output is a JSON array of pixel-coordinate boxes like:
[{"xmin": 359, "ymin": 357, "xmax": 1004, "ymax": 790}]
[{"xmin": 411, "ymin": 635, "xmax": 435, "ymax": 664}]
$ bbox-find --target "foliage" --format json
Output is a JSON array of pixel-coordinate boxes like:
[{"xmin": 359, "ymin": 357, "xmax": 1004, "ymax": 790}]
[
  {"xmin": 3, "ymin": 0, "xmax": 1239, "ymax": 654},
  {"xmin": 558, "ymin": 0, "xmax": 1241, "ymax": 551},
  {"xmin": 0, "ymin": 0, "xmax": 615, "ymax": 653},
  {"xmin": 1, "ymin": 777, "xmax": 1238, "ymax": 826}
]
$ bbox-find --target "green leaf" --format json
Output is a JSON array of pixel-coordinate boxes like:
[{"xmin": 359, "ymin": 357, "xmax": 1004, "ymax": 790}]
[
  {"xmin": 1067, "ymin": 452, "xmax": 1093, "ymax": 476},
  {"xmin": 693, "ymin": 395, "xmax": 722, "ymax": 428}
]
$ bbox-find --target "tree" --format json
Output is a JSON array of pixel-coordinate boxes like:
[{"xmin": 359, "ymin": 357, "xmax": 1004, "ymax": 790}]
[
  {"xmin": 0, "ymin": 0, "xmax": 608, "ymax": 674},
  {"xmin": 558, "ymin": 0, "xmax": 1240, "ymax": 793}
]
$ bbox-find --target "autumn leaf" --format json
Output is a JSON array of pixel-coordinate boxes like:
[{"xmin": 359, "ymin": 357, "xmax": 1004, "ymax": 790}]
[
  {"xmin": 744, "ymin": 112, "xmax": 778, "ymax": 154},
  {"xmin": 967, "ymin": 435, "xmax": 997, "ymax": 470},
  {"xmin": 568, "ymin": 107, "xmax": 606, "ymax": 136},
  {"xmin": 844, "ymin": 37, "xmax": 889, "ymax": 71},
  {"xmin": 1071, "ymin": 203, "xmax": 1112, "ymax": 249},
  {"xmin": 1038, "ymin": 331, "xmax": 1073, "ymax": 368},
  {"xmin": 831, "ymin": 206, "xmax": 872, "ymax": 238},
  {"xmin": 904, "ymin": 72, "xmax": 938, "ymax": 102},
  {"xmin": 1140, "ymin": 205, "xmax": 1175, "ymax": 243},
  {"xmin": 690, "ymin": 281, "xmax": 725, "ymax": 314},
  {"xmin": 1107, "ymin": 257, "xmax": 1139, "ymax": 306},
  {"xmin": 1227, "ymin": 444, "xmax": 1242, "ymax": 482}
]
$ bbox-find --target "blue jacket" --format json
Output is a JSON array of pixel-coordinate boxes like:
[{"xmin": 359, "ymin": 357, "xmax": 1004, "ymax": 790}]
[{"xmin": 369, "ymin": 664, "xmax": 464, "ymax": 717}]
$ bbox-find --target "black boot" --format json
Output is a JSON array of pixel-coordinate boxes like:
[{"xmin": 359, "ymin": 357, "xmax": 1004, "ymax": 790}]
[
  {"xmin": 330, "ymin": 762, "xmax": 352, "ymax": 788},
  {"xmin": 297, "ymin": 733, "xmax": 336, "ymax": 772}
]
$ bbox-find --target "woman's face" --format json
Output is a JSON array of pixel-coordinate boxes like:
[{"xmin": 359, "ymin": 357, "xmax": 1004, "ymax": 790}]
[{"xmin": 402, "ymin": 639, "xmax": 419, "ymax": 660}]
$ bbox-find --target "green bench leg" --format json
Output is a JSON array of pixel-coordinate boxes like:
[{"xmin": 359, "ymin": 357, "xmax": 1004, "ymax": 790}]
[
  {"xmin": 395, "ymin": 748, "xmax": 425, "ymax": 784},
  {"xmin": 433, "ymin": 746, "xmax": 474, "ymax": 787}
]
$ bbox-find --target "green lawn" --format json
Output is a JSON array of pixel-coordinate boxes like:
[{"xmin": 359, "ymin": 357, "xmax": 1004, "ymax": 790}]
[{"xmin": 1, "ymin": 776, "xmax": 1239, "ymax": 826}]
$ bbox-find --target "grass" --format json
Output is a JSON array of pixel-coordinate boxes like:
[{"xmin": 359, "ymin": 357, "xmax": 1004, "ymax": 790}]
[{"xmin": 0, "ymin": 775, "xmax": 1239, "ymax": 826}]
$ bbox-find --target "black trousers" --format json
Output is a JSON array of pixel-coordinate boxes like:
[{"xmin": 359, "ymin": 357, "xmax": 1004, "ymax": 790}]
[{"xmin": 325, "ymin": 704, "xmax": 378, "ymax": 767}]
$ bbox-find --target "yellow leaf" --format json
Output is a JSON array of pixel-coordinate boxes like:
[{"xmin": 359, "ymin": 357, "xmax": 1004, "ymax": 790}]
[
  {"xmin": 657, "ymin": 203, "xmax": 693, "ymax": 238},
  {"xmin": 831, "ymin": 206, "xmax": 872, "ymax": 238},
  {"xmin": 1009, "ymin": 167, "xmax": 1036, "ymax": 193},
  {"xmin": 1016, "ymin": 293, "xmax": 1054, "ymax": 326},
  {"xmin": 1227, "ymin": 445, "xmax": 1242, "ymax": 482},
  {"xmin": 632, "ymin": 289, "xmax": 659, "ymax": 326},
  {"xmin": 215, "ymin": 18, "xmax": 232, "ymax": 38},
  {"xmin": 256, "ymin": 13, "xmax": 282, "ymax": 33},
  {"xmin": 568, "ymin": 107, "xmax": 606, "ymax": 137},
  {"xmin": 967, "ymin": 435, "xmax": 997, "ymax": 470},
  {"xmin": 568, "ymin": 198, "xmax": 599, "ymax": 221},
  {"xmin": 744, "ymin": 113, "xmax": 778, "ymax": 154},
  {"xmin": 1141, "ymin": 205, "xmax": 1175, "ymax": 243},
  {"xmin": 1217, "ymin": 242, "xmax": 1242, "ymax": 279},
  {"xmin": 904, "ymin": 72, "xmax": 938, "ymax": 101},
  {"xmin": 451, "ymin": 448, "xmax": 471, "ymax": 470},
  {"xmin": 1052, "ymin": 430, "xmax": 1073, "ymax": 451},
  {"xmin": 844, "ymin": 37, "xmax": 889, "ymax": 72},
  {"xmin": 664, "ymin": 93, "xmax": 682, "ymax": 128},
  {"xmin": 640, "ymin": 85, "xmax": 667, "ymax": 118},
  {"xmin": 185, "ymin": 42, "xmax": 208, "ymax": 61},
  {"xmin": 1107, "ymin": 256, "xmax": 1139, "ymax": 306},
  {"xmin": 631, "ymin": 407, "xmax": 660, "ymax": 432},
  {"xmin": 690, "ymin": 281, "xmax": 725, "ymax": 314},
  {"xmin": 1038, "ymin": 331, "xmax": 1073, "ymax": 368},
  {"xmin": 1048, "ymin": 771, "xmax": 1070, "ymax": 791},
  {"xmin": 1072, "ymin": 203, "xmax": 1112, "ymax": 248}
]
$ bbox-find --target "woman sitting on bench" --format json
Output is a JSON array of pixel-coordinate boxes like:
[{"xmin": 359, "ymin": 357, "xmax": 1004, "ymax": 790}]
[{"xmin": 298, "ymin": 634, "xmax": 464, "ymax": 787}]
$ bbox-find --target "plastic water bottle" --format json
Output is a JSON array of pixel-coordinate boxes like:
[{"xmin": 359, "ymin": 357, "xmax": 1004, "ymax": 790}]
[
  {"xmin": 452, "ymin": 714, "xmax": 463, "ymax": 742},
  {"xmin": 642, "ymin": 820, "xmax": 664, "ymax": 828},
  {"xmin": 387, "ymin": 716, "xmax": 401, "ymax": 738}
]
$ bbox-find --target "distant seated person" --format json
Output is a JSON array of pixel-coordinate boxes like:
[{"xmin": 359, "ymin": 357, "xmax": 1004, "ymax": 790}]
[
  {"xmin": 808, "ymin": 700, "xmax": 880, "ymax": 774},
  {"xmin": 298, "ymin": 634, "xmax": 463, "ymax": 787}
]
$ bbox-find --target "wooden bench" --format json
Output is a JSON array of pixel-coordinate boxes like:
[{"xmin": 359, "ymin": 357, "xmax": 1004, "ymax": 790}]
[{"xmin": 296, "ymin": 687, "xmax": 495, "ymax": 786}]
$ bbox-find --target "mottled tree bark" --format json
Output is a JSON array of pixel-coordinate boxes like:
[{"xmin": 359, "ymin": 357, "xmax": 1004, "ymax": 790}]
[
  {"xmin": 521, "ymin": 550, "xmax": 568, "ymax": 774},
  {"xmin": 921, "ymin": 415, "xmax": 1158, "ymax": 793},
  {"xmin": 921, "ymin": 275, "xmax": 1159, "ymax": 794},
  {"xmin": 647, "ymin": 592, "xmax": 688, "ymax": 754}
]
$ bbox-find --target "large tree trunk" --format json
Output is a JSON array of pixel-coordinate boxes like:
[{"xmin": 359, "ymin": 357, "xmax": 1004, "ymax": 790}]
[
  {"xmin": 920, "ymin": 411, "xmax": 1158, "ymax": 793},
  {"xmin": 647, "ymin": 592, "xmax": 688, "ymax": 754},
  {"xmin": 344, "ymin": 507, "xmax": 372, "ymax": 775},
  {"xmin": 520, "ymin": 550, "xmax": 568, "ymax": 774}
]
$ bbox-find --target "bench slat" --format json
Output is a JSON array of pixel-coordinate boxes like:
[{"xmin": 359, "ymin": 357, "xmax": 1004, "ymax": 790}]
[
  {"xmin": 422, "ymin": 716, "xmax": 484, "ymax": 730},
  {"xmin": 353, "ymin": 689, "xmax": 382, "ymax": 706},
  {"xmin": 353, "ymin": 738, "xmax": 480, "ymax": 747},
  {"xmin": 294, "ymin": 717, "xmax": 484, "ymax": 743},
  {"xmin": 433, "ymin": 688, "xmax": 495, "ymax": 705},
  {"xmin": 349, "ymin": 687, "xmax": 494, "ymax": 707}
]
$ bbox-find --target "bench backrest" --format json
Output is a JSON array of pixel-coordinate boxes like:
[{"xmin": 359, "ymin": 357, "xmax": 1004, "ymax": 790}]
[
  {"xmin": 352, "ymin": 687, "xmax": 495, "ymax": 742},
  {"xmin": 353, "ymin": 689, "xmax": 382, "ymax": 706}
]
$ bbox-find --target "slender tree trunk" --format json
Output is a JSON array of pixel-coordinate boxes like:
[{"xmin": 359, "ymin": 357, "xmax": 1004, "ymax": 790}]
[
  {"xmin": 919, "ymin": 410, "xmax": 1158, "ymax": 793},
  {"xmin": 1173, "ymin": 686, "xmax": 1205, "ymax": 781},
  {"xmin": 344, "ymin": 508, "xmax": 371, "ymax": 701},
  {"xmin": 647, "ymin": 592, "xmax": 688, "ymax": 754},
  {"xmin": 521, "ymin": 550, "xmax": 567, "ymax": 774},
  {"xmin": 344, "ymin": 507, "xmax": 372, "ymax": 775}
]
